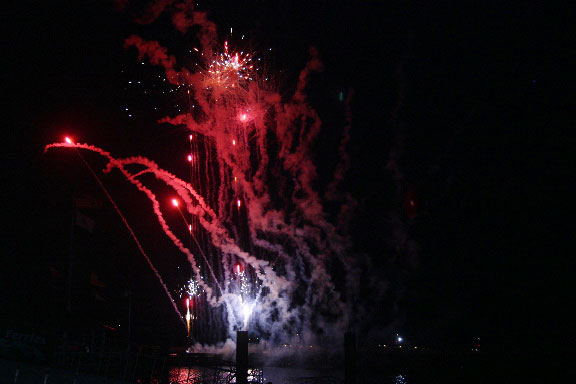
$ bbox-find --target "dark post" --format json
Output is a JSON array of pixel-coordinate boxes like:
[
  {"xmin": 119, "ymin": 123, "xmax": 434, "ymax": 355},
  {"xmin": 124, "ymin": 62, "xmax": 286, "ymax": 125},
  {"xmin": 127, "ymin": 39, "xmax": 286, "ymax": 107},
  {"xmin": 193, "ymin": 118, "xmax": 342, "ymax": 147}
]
[
  {"xmin": 127, "ymin": 286, "xmax": 132, "ymax": 352},
  {"xmin": 345, "ymin": 331, "xmax": 356, "ymax": 384},
  {"xmin": 67, "ymin": 191, "xmax": 76, "ymax": 314},
  {"xmin": 236, "ymin": 331, "xmax": 248, "ymax": 384}
]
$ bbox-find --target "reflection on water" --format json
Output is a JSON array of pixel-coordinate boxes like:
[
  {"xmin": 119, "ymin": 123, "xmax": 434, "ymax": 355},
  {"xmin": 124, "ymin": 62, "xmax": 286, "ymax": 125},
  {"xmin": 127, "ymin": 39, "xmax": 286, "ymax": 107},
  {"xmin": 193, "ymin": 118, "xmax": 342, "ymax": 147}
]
[
  {"xmin": 169, "ymin": 367, "xmax": 263, "ymax": 384},
  {"xmin": 394, "ymin": 374, "xmax": 407, "ymax": 384},
  {"xmin": 169, "ymin": 367, "xmax": 413, "ymax": 384},
  {"xmin": 265, "ymin": 367, "xmax": 342, "ymax": 384}
]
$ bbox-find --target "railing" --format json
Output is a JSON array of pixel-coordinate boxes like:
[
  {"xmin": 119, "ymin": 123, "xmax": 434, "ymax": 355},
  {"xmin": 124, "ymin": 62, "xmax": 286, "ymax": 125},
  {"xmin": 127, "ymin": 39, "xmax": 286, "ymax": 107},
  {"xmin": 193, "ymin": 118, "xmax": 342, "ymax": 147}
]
[{"xmin": 54, "ymin": 343, "xmax": 168, "ymax": 383}]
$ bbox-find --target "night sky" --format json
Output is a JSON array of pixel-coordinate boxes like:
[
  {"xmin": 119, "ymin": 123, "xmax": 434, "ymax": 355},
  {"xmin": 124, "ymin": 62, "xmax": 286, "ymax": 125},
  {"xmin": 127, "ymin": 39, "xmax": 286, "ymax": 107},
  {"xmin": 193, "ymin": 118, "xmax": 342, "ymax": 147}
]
[{"xmin": 3, "ymin": 0, "xmax": 573, "ymax": 351}]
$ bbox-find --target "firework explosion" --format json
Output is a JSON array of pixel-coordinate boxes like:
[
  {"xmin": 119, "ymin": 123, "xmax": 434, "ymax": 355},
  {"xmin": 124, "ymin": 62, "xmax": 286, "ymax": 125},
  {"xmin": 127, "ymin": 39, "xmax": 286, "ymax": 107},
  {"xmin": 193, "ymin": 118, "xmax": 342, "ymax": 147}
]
[
  {"xmin": 46, "ymin": 4, "xmax": 360, "ymax": 347},
  {"xmin": 204, "ymin": 41, "xmax": 255, "ymax": 89}
]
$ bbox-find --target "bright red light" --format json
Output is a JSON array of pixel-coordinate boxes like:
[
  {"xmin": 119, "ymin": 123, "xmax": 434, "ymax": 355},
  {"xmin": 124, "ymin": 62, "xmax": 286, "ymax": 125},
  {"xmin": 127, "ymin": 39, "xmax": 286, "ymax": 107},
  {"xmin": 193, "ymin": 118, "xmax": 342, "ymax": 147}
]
[
  {"xmin": 188, "ymin": 224, "xmax": 192, "ymax": 232},
  {"xmin": 232, "ymin": 139, "xmax": 236, "ymax": 146},
  {"xmin": 239, "ymin": 113, "xmax": 247, "ymax": 122},
  {"xmin": 65, "ymin": 137, "xmax": 72, "ymax": 144},
  {"xmin": 235, "ymin": 264, "xmax": 242, "ymax": 274},
  {"xmin": 187, "ymin": 154, "xmax": 192, "ymax": 162},
  {"xmin": 189, "ymin": 134, "xmax": 193, "ymax": 141},
  {"xmin": 237, "ymin": 199, "xmax": 241, "ymax": 208},
  {"xmin": 186, "ymin": 298, "xmax": 190, "ymax": 308},
  {"xmin": 172, "ymin": 199, "xmax": 179, "ymax": 207}
]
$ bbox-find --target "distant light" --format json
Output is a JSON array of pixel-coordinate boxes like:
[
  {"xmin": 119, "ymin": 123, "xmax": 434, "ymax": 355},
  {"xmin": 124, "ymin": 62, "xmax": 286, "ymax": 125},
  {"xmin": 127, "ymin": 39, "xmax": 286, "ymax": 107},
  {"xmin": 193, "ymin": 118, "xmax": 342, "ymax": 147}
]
[
  {"xmin": 64, "ymin": 137, "xmax": 73, "ymax": 144},
  {"xmin": 187, "ymin": 154, "xmax": 193, "ymax": 162},
  {"xmin": 339, "ymin": 91, "xmax": 344, "ymax": 102},
  {"xmin": 189, "ymin": 134, "xmax": 193, "ymax": 141},
  {"xmin": 172, "ymin": 199, "xmax": 179, "ymax": 207},
  {"xmin": 239, "ymin": 113, "xmax": 248, "ymax": 122},
  {"xmin": 232, "ymin": 139, "xmax": 236, "ymax": 146},
  {"xmin": 237, "ymin": 199, "xmax": 241, "ymax": 208},
  {"xmin": 398, "ymin": 337, "xmax": 403, "ymax": 342}
]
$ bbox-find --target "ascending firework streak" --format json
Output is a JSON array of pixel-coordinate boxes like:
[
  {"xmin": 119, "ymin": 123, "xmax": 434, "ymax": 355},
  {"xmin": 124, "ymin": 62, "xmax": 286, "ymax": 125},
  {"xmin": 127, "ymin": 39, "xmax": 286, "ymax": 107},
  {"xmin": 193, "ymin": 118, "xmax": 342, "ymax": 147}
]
[
  {"xmin": 185, "ymin": 297, "xmax": 191, "ymax": 336},
  {"xmin": 54, "ymin": 138, "xmax": 186, "ymax": 328},
  {"xmin": 237, "ymin": 265, "xmax": 255, "ymax": 331},
  {"xmin": 47, "ymin": 7, "xmax": 358, "ymax": 344}
]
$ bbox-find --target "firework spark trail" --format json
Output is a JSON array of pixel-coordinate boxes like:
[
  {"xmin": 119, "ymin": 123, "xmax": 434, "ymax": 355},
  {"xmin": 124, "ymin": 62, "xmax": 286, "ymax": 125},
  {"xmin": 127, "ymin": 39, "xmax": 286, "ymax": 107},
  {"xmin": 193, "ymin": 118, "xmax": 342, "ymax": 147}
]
[
  {"xmin": 46, "ymin": 143, "xmax": 218, "ymax": 301},
  {"xmin": 50, "ymin": 3, "xmax": 363, "ymax": 343},
  {"xmin": 128, "ymin": 35, "xmax": 352, "ymax": 339},
  {"xmin": 45, "ymin": 142, "xmax": 186, "ymax": 327},
  {"xmin": 46, "ymin": 142, "xmax": 290, "ymax": 312},
  {"xmin": 105, "ymin": 157, "xmax": 229, "ymax": 310}
]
